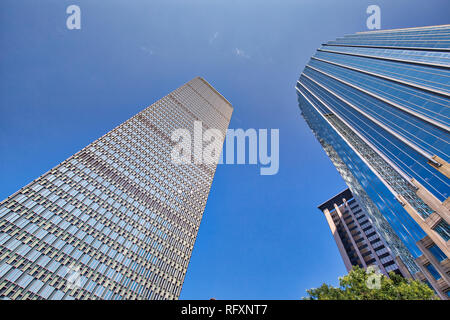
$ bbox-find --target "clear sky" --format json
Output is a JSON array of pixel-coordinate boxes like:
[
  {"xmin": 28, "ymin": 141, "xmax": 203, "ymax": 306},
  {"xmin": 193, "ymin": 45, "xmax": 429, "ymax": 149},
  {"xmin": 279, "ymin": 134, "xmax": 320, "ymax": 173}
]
[{"xmin": 0, "ymin": 0, "xmax": 449, "ymax": 299}]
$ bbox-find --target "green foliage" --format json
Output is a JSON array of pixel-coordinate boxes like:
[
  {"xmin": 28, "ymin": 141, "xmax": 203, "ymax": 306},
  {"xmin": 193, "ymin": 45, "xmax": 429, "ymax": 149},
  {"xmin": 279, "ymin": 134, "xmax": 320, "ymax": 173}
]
[{"xmin": 304, "ymin": 265, "xmax": 436, "ymax": 300}]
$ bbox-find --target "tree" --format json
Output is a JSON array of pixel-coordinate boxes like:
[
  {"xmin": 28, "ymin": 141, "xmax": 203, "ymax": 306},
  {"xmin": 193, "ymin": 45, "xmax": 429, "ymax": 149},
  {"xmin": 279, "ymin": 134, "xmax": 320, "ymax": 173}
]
[{"xmin": 304, "ymin": 266, "xmax": 436, "ymax": 300}]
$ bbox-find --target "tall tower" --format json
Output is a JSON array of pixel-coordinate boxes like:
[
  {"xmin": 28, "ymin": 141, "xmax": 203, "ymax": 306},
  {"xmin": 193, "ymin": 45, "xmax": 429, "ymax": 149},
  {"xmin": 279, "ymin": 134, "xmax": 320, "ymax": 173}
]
[
  {"xmin": 0, "ymin": 77, "xmax": 233, "ymax": 300},
  {"xmin": 296, "ymin": 25, "xmax": 450, "ymax": 299},
  {"xmin": 318, "ymin": 188, "xmax": 411, "ymax": 278}
]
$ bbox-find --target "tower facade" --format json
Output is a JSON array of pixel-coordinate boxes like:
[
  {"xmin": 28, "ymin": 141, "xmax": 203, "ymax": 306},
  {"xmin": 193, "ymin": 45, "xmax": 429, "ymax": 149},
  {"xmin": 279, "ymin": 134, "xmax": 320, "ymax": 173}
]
[
  {"xmin": 296, "ymin": 25, "xmax": 450, "ymax": 299},
  {"xmin": 0, "ymin": 77, "xmax": 233, "ymax": 300},
  {"xmin": 318, "ymin": 189, "xmax": 410, "ymax": 278}
]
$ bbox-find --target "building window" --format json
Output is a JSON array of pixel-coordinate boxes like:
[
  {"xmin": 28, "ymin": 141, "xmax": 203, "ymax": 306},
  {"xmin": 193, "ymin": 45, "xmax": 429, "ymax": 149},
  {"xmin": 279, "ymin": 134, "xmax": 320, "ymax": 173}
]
[
  {"xmin": 425, "ymin": 263, "xmax": 441, "ymax": 280},
  {"xmin": 427, "ymin": 244, "xmax": 447, "ymax": 263},
  {"xmin": 433, "ymin": 221, "xmax": 450, "ymax": 241}
]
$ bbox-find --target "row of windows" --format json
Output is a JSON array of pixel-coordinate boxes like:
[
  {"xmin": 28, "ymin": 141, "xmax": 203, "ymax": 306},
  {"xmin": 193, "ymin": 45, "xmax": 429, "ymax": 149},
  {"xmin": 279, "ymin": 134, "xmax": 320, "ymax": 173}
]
[{"xmin": 319, "ymin": 46, "xmax": 450, "ymax": 68}]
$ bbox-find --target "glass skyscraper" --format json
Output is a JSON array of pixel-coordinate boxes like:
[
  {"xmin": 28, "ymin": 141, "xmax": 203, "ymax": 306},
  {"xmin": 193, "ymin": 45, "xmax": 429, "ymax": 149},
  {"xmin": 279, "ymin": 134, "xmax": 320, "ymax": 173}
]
[
  {"xmin": 296, "ymin": 25, "xmax": 450, "ymax": 299},
  {"xmin": 0, "ymin": 77, "xmax": 233, "ymax": 300}
]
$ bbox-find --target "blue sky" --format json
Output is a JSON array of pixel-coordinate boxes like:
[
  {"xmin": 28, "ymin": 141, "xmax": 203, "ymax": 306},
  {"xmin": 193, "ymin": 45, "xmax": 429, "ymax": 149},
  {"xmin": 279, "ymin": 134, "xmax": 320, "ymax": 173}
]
[{"xmin": 0, "ymin": 0, "xmax": 449, "ymax": 299}]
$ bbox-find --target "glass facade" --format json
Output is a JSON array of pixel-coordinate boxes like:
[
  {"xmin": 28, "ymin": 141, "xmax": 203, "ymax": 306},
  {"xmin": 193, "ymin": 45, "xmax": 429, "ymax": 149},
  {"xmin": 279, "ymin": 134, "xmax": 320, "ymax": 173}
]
[
  {"xmin": 428, "ymin": 244, "xmax": 447, "ymax": 263},
  {"xmin": 0, "ymin": 77, "xmax": 233, "ymax": 300},
  {"xmin": 296, "ymin": 25, "xmax": 450, "ymax": 295},
  {"xmin": 425, "ymin": 263, "xmax": 441, "ymax": 280}
]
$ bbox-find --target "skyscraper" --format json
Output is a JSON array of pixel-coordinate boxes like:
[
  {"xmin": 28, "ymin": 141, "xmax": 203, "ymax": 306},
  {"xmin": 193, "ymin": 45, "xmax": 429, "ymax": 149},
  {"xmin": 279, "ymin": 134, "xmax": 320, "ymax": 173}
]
[
  {"xmin": 0, "ymin": 77, "xmax": 233, "ymax": 300},
  {"xmin": 296, "ymin": 25, "xmax": 450, "ymax": 299},
  {"xmin": 318, "ymin": 189, "xmax": 411, "ymax": 278}
]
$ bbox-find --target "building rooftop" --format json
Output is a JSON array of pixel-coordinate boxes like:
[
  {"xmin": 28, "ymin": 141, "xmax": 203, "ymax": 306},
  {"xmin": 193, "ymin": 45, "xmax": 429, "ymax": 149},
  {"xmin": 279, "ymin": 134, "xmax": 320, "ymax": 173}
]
[{"xmin": 317, "ymin": 188, "xmax": 353, "ymax": 212}]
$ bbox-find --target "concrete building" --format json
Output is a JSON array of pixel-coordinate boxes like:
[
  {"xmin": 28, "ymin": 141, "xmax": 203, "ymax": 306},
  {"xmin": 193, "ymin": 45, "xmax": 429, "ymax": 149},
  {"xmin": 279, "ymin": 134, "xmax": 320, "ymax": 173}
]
[{"xmin": 318, "ymin": 189, "xmax": 410, "ymax": 277}]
